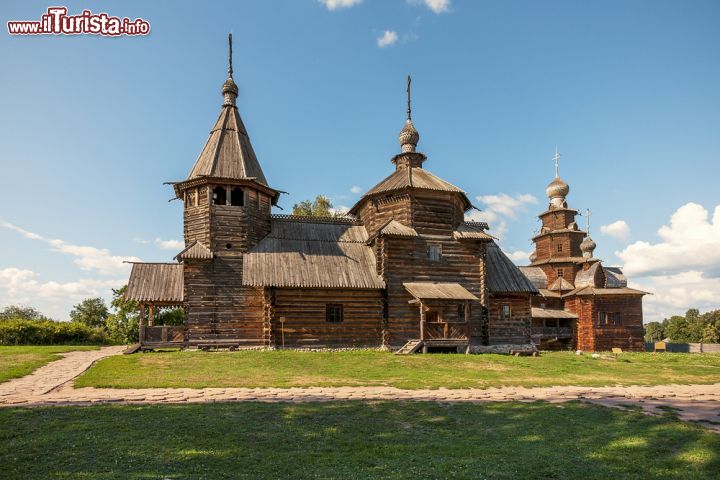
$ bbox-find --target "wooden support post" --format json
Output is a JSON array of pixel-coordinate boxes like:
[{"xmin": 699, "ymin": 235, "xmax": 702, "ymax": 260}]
[
  {"xmin": 419, "ymin": 302, "xmax": 425, "ymax": 341},
  {"xmin": 139, "ymin": 305, "xmax": 146, "ymax": 345},
  {"xmin": 148, "ymin": 305, "xmax": 154, "ymax": 326},
  {"xmin": 464, "ymin": 301, "xmax": 469, "ymax": 339},
  {"xmin": 227, "ymin": 184, "xmax": 232, "ymax": 205}
]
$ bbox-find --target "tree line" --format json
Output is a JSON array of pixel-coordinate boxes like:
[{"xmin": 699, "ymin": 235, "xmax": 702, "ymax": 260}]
[
  {"xmin": 644, "ymin": 308, "xmax": 720, "ymax": 343},
  {"xmin": 0, "ymin": 286, "xmax": 182, "ymax": 345}
]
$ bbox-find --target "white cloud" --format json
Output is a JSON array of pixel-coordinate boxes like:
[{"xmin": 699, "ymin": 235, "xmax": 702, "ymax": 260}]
[
  {"xmin": 1, "ymin": 221, "xmax": 138, "ymax": 276},
  {"xmin": 600, "ymin": 220, "xmax": 631, "ymax": 241},
  {"xmin": 468, "ymin": 193, "xmax": 538, "ymax": 239},
  {"xmin": 350, "ymin": 186, "xmax": 363, "ymax": 194},
  {"xmin": 408, "ymin": 0, "xmax": 451, "ymax": 14},
  {"xmin": 377, "ymin": 30, "xmax": 398, "ymax": 48},
  {"xmin": 631, "ymin": 271, "xmax": 720, "ymax": 322},
  {"xmin": 154, "ymin": 238, "xmax": 184, "ymax": 250},
  {"xmin": 0, "ymin": 267, "xmax": 125, "ymax": 319},
  {"xmin": 506, "ymin": 250, "xmax": 532, "ymax": 264},
  {"xmin": 318, "ymin": 0, "xmax": 362, "ymax": 11},
  {"xmin": 330, "ymin": 205, "xmax": 350, "ymax": 215},
  {"xmin": 616, "ymin": 203, "xmax": 720, "ymax": 278}
]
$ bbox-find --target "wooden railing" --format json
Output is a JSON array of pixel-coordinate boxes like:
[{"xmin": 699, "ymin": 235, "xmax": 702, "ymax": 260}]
[
  {"xmin": 423, "ymin": 322, "xmax": 469, "ymax": 340},
  {"xmin": 143, "ymin": 325, "xmax": 184, "ymax": 344},
  {"xmin": 531, "ymin": 327, "xmax": 572, "ymax": 338}
]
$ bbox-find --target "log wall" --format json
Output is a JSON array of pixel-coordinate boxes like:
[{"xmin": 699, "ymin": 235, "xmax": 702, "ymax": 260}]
[
  {"xmin": 269, "ymin": 288, "xmax": 384, "ymax": 348},
  {"xmin": 488, "ymin": 294, "xmax": 532, "ymax": 344},
  {"xmin": 565, "ymin": 294, "xmax": 644, "ymax": 352}
]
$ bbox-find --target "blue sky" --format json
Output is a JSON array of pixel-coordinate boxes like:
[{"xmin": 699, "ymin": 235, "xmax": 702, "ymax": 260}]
[{"xmin": 1, "ymin": 0, "xmax": 719, "ymax": 321}]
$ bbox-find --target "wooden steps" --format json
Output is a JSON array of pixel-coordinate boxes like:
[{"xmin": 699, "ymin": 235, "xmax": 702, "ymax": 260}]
[{"xmin": 395, "ymin": 339, "xmax": 423, "ymax": 355}]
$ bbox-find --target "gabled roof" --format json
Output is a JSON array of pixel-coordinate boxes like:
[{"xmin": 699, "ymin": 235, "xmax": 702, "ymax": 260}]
[
  {"xmin": 574, "ymin": 262, "xmax": 603, "ymax": 289},
  {"xmin": 404, "ymin": 282, "xmax": 479, "ymax": 301},
  {"xmin": 378, "ymin": 220, "xmax": 418, "ymax": 237},
  {"xmin": 187, "ymin": 103, "xmax": 268, "ymax": 185},
  {"xmin": 350, "ymin": 167, "xmax": 473, "ymax": 213},
  {"xmin": 125, "ymin": 263, "xmax": 184, "ymax": 303},
  {"xmin": 174, "ymin": 241, "xmax": 213, "ymax": 262},
  {"xmin": 242, "ymin": 218, "xmax": 384, "ymax": 289},
  {"xmin": 563, "ymin": 286, "xmax": 649, "ymax": 297},
  {"xmin": 548, "ymin": 277, "xmax": 575, "ymax": 291},
  {"xmin": 603, "ymin": 267, "xmax": 628, "ymax": 288},
  {"xmin": 453, "ymin": 222, "xmax": 494, "ymax": 240},
  {"xmin": 518, "ymin": 266, "xmax": 547, "ymax": 289},
  {"xmin": 486, "ymin": 242, "xmax": 539, "ymax": 294}
]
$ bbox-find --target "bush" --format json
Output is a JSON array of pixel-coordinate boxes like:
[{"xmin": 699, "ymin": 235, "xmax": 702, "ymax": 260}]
[{"xmin": 0, "ymin": 318, "xmax": 110, "ymax": 345}]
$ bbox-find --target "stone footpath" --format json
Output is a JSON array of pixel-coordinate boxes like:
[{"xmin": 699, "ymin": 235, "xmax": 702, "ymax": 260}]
[{"xmin": 1, "ymin": 346, "xmax": 719, "ymax": 432}]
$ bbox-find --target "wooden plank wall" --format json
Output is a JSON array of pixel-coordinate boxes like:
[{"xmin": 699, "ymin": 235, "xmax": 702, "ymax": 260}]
[
  {"xmin": 184, "ymin": 185, "xmax": 211, "ymax": 246},
  {"xmin": 565, "ymin": 295, "xmax": 644, "ymax": 352},
  {"xmin": 411, "ymin": 192, "xmax": 464, "ymax": 236},
  {"xmin": 381, "ymin": 236, "xmax": 486, "ymax": 347},
  {"xmin": 357, "ymin": 194, "xmax": 413, "ymax": 237},
  {"xmin": 269, "ymin": 288, "xmax": 384, "ymax": 348},
  {"xmin": 211, "ymin": 191, "xmax": 271, "ymax": 253},
  {"xmin": 183, "ymin": 259, "xmax": 266, "ymax": 346},
  {"xmin": 487, "ymin": 293, "xmax": 532, "ymax": 344}
]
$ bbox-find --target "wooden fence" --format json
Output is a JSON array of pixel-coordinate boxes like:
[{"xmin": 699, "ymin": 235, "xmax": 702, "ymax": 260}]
[{"xmin": 645, "ymin": 342, "xmax": 720, "ymax": 353}]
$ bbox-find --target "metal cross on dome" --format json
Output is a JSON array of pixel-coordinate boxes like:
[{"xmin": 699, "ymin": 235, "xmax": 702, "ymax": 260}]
[
  {"xmin": 585, "ymin": 208, "xmax": 592, "ymax": 234},
  {"xmin": 553, "ymin": 146, "xmax": 561, "ymax": 177}
]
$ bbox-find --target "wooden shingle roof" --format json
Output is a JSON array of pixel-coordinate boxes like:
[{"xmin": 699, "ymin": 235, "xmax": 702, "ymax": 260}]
[
  {"xmin": 187, "ymin": 103, "xmax": 268, "ymax": 185},
  {"xmin": 174, "ymin": 241, "xmax": 213, "ymax": 262},
  {"xmin": 518, "ymin": 266, "xmax": 548, "ymax": 289},
  {"xmin": 404, "ymin": 282, "xmax": 479, "ymax": 301},
  {"xmin": 379, "ymin": 220, "xmax": 418, "ymax": 237},
  {"xmin": 486, "ymin": 242, "xmax": 539, "ymax": 294},
  {"xmin": 242, "ymin": 218, "xmax": 384, "ymax": 289},
  {"xmin": 350, "ymin": 167, "xmax": 473, "ymax": 213},
  {"xmin": 453, "ymin": 222, "xmax": 494, "ymax": 240},
  {"xmin": 531, "ymin": 307, "xmax": 578, "ymax": 319},
  {"xmin": 125, "ymin": 263, "xmax": 184, "ymax": 303}
]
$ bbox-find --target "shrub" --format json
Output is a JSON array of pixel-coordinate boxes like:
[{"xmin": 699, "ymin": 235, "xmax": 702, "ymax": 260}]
[{"xmin": 0, "ymin": 318, "xmax": 110, "ymax": 345}]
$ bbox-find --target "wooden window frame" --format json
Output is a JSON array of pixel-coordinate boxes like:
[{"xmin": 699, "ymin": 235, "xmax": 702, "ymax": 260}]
[
  {"xmin": 556, "ymin": 243, "xmax": 563, "ymax": 253},
  {"xmin": 325, "ymin": 304, "xmax": 344, "ymax": 323},
  {"xmin": 500, "ymin": 304, "xmax": 511, "ymax": 321},
  {"xmin": 428, "ymin": 244, "xmax": 442, "ymax": 262},
  {"xmin": 557, "ymin": 268, "xmax": 564, "ymax": 278}
]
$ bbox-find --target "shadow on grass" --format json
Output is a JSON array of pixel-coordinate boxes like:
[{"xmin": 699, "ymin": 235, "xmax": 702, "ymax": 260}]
[{"xmin": 0, "ymin": 401, "xmax": 717, "ymax": 479}]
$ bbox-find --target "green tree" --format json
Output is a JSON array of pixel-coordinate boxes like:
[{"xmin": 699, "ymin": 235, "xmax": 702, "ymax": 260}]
[
  {"xmin": 662, "ymin": 315, "xmax": 691, "ymax": 343},
  {"xmin": 644, "ymin": 321, "xmax": 664, "ymax": 342},
  {"xmin": 292, "ymin": 195, "xmax": 344, "ymax": 217},
  {"xmin": 0, "ymin": 305, "xmax": 48, "ymax": 321},
  {"xmin": 104, "ymin": 286, "xmax": 140, "ymax": 344},
  {"xmin": 69, "ymin": 298, "xmax": 109, "ymax": 328}
]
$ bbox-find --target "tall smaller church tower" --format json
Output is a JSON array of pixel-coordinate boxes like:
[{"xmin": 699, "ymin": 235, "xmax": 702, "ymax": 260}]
[
  {"xmin": 528, "ymin": 149, "xmax": 594, "ymax": 290},
  {"xmin": 171, "ymin": 34, "xmax": 280, "ymax": 347}
]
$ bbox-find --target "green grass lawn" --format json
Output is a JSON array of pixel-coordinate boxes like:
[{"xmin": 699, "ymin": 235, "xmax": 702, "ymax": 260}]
[
  {"xmin": 0, "ymin": 346, "xmax": 99, "ymax": 384},
  {"xmin": 75, "ymin": 350, "xmax": 720, "ymax": 390},
  {"xmin": 0, "ymin": 401, "xmax": 717, "ymax": 479}
]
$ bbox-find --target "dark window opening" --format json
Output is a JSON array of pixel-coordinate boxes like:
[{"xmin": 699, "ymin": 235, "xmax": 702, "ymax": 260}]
[
  {"xmin": 225, "ymin": 243, "xmax": 232, "ymax": 249},
  {"xmin": 557, "ymin": 268, "xmax": 564, "ymax": 278},
  {"xmin": 426, "ymin": 310, "xmax": 440, "ymax": 323},
  {"xmin": 325, "ymin": 304, "xmax": 343, "ymax": 323},
  {"xmin": 428, "ymin": 244, "xmax": 441, "ymax": 262},
  {"xmin": 213, "ymin": 186, "xmax": 227, "ymax": 205},
  {"xmin": 501, "ymin": 304, "xmax": 511, "ymax": 321},
  {"xmin": 231, "ymin": 187, "xmax": 244, "ymax": 207},
  {"xmin": 599, "ymin": 312, "xmax": 623, "ymax": 326},
  {"xmin": 557, "ymin": 243, "xmax": 563, "ymax": 253},
  {"xmin": 457, "ymin": 304, "xmax": 464, "ymax": 321}
]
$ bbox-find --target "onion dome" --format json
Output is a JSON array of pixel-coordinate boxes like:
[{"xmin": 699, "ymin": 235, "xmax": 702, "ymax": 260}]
[
  {"xmin": 399, "ymin": 119, "xmax": 419, "ymax": 153},
  {"xmin": 546, "ymin": 176, "xmax": 570, "ymax": 201},
  {"xmin": 580, "ymin": 235, "xmax": 596, "ymax": 258}
]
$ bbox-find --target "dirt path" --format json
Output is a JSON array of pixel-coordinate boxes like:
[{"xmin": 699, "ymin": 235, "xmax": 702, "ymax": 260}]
[{"xmin": 1, "ymin": 347, "xmax": 718, "ymax": 432}]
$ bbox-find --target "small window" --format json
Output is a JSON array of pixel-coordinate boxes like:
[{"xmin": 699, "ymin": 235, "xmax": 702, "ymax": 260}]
[
  {"xmin": 556, "ymin": 243, "xmax": 563, "ymax": 253},
  {"xmin": 185, "ymin": 191, "xmax": 195, "ymax": 207},
  {"xmin": 428, "ymin": 244, "xmax": 442, "ymax": 262},
  {"xmin": 325, "ymin": 304, "xmax": 343, "ymax": 323},
  {"xmin": 457, "ymin": 304, "xmax": 465, "ymax": 321},
  {"xmin": 212, "ymin": 186, "xmax": 227, "ymax": 205},
  {"xmin": 557, "ymin": 268, "xmax": 564, "ymax": 278},
  {"xmin": 501, "ymin": 304, "xmax": 511, "ymax": 320},
  {"xmin": 426, "ymin": 310, "xmax": 440, "ymax": 323},
  {"xmin": 230, "ymin": 187, "xmax": 244, "ymax": 207}
]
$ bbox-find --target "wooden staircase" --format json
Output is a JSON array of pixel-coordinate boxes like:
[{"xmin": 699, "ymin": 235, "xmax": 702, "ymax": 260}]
[{"xmin": 395, "ymin": 339, "xmax": 423, "ymax": 355}]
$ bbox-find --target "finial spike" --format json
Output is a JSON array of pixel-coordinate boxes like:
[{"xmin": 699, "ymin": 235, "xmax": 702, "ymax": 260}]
[
  {"xmin": 406, "ymin": 75, "xmax": 412, "ymax": 121},
  {"xmin": 585, "ymin": 208, "xmax": 592, "ymax": 234},
  {"xmin": 553, "ymin": 146, "xmax": 561, "ymax": 177},
  {"xmin": 228, "ymin": 33, "xmax": 233, "ymax": 77}
]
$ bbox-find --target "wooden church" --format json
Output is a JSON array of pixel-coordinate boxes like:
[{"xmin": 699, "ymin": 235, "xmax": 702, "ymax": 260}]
[
  {"xmin": 125, "ymin": 36, "xmax": 645, "ymax": 353},
  {"xmin": 519, "ymin": 155, "xmax": 648, "ymax": 351}
]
